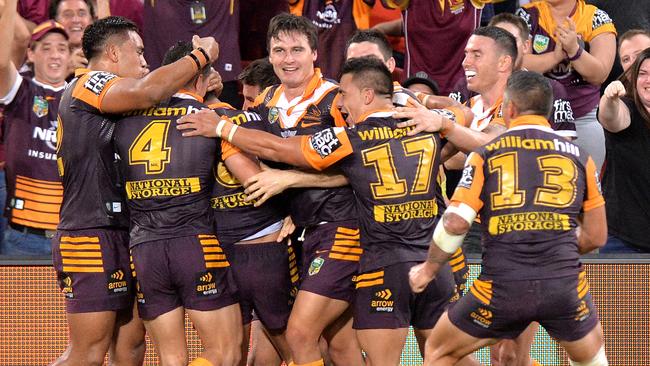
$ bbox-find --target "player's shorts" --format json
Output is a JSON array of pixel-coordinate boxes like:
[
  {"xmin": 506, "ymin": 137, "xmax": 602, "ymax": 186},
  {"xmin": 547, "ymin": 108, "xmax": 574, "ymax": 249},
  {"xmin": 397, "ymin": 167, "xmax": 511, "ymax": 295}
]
[
  {"xmin": 229, "ymin": 241, "xmax": 295, "ymax": 331},
  {"xmin": 448, "ymin": 271, "xmax": 599, "ymax": 341},
  {"xmin": 52, "ymin": 228, "xmax": 133, "ymax": 313},
  {"xmin": 299, "ymin": 220, "xmax": 360, "ymax": 303},
  {"xmin": 130, "ymin": 234, "xmax": 238, "ymax": 320},
  {"xmin": 353, "ymin": 261, "xmax": 457, "ymax": 330}
]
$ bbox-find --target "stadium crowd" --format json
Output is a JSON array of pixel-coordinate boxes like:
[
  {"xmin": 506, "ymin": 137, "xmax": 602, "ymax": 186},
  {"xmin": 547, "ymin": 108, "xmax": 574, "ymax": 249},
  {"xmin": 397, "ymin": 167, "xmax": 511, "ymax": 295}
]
[{"xmin": 0, "ymin": 0, "xmax": 649, "ymax": 365}]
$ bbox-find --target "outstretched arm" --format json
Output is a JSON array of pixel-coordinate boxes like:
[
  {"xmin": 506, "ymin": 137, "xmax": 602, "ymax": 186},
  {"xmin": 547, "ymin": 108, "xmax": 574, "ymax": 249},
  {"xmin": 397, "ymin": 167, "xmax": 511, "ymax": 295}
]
[
  {"xmin": 597, "ymin": 80, "xmax": 631, "ymax": 133},
  {"xmin": 0, "ymin": 0, "xmax": 19, "ymax": 99}
]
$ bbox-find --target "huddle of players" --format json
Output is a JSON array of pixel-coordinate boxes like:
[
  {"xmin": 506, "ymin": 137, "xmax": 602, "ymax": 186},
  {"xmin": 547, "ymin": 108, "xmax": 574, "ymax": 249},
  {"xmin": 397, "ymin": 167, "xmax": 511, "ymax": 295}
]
[{"xmin": 51, "ymin": 12, "xmax": 608, "ymax": 366}]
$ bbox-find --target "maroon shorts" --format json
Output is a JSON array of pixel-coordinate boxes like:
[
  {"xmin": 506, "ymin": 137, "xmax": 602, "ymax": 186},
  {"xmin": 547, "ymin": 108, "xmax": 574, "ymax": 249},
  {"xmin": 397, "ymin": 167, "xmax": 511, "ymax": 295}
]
[
  {"xmin": 353, "ymin": 261, "xmax": 456, "ymax": 330},
  {"xmin": 299, "ymin": 221, "xmax": 360, "ymax": 303},
  {"xmin": 229, "ymin": 241, "xmax": 294, "ymax": 331},
  {"xmin": 52, "ymin": 228, "xmax": 133, "ymax": 313},
  {"xmin": 448, "ymin": 272, "xmax": 599, "ymax": 341},
  {"xmin": 130, "ymin": 234, "xmax": 238, "ymax": 320}
]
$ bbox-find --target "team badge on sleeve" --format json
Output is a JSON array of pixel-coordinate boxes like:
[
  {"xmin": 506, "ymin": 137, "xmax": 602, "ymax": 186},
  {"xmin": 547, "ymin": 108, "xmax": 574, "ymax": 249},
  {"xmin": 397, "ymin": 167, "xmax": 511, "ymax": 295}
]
[
  {"xmin": 84, "ymin": 72, "xmax": 118, "ymax": 96},
  {"xmin": 309, "ymin": 128, "xmax": 343, "ymax": 158},
  {"xmin": 533, "ymin": 35, "xmax": 550, "ymax": 53},
  {"xmin": 458, "ymin": 164, "xmax": 475, "ymax": 189}
]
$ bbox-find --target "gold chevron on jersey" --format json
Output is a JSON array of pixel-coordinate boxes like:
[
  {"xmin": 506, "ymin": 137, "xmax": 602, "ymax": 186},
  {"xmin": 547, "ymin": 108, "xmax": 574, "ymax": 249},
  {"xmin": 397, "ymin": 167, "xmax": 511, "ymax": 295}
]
[
  {"xmin": 198, "ymin": 234, "xmax": 230, "ymax": 268},
  {"xmin": 59, "ymin": 235, "xmax": 104, "ymax": 273},
  {"xmin": 329, "ymin": 227, "xmax": 362, "ymax": 262},
  {"xmin": 262, "ymin": 69, "xmax": 339, "ymax": 129}
]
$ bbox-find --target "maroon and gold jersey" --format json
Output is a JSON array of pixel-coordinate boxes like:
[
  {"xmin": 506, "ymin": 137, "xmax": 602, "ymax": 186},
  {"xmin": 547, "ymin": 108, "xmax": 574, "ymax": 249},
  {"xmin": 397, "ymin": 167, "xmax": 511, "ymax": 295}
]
[
  {"xmin": 452, "ymin": 115, "xmax": 604, "ymax": 280},
  {"xmin": 516, "ymin": 1, "xmax": 616, "ymax": 118},
  {"xmin": 299, "ymin": 111, "xmax": 443, "ymax": 272},
  {"xmin": 113, "ymin": 93, "xmax": 218, "ymax": 247},
  {"xmin": 56, "ymin": 69, "xmax": 129, "ymax": 230},
  {"xmin": 249, "ymin": 70, "xmax": 357, "ymax": 227},
  {"xmin": 210, "ymin": 103, "xmax": 285, "ymax": 245},
  {"xmin": 1, "ymin": 74, "xmax": 63, "ymax": 230},
  {"xmin": 292, "ymin": 0, "xmax": 375, "ymax": 80}
]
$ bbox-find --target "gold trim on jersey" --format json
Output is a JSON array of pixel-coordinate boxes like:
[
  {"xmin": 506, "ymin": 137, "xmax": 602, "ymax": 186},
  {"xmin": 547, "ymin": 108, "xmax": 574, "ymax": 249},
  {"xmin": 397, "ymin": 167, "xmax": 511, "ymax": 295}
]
[
  {"xmin": 470, "ymin": 279, "xmax": 493, "ymax": 305},
  {"xmin": 60, "ymin": 236, "xmax": 104, "ymax": 273},
  {"xmin": 199, "ymin": 235, "xmax": 230, "ymax": 268},
  {"xmin": 329, "ymin": 227, "xmax": 362, "ymax": 262},
  {"xmin": 356, "ymin": 270, "xmax": 384, "ymax": 289},
  {"xmin": 577, "ymin": 270, "xmax": 589, "ymax": 299}
]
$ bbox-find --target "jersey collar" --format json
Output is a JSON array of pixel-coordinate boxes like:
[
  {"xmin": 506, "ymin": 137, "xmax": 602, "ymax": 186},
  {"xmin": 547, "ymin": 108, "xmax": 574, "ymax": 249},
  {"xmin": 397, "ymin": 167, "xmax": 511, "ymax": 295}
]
[{"xmin": 508, "ymin": 115, "xmax": 552, "ymax": 130}]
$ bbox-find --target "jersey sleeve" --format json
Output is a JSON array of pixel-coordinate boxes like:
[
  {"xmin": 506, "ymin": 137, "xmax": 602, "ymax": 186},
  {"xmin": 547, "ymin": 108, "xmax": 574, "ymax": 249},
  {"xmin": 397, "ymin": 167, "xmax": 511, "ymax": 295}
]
[
  {"xmin": 301, "ymin": 127, "xmax": 353, "ymax": 171},
  {"xmin": 586, "ymin": 7, "xmax": 616, "ymax": 42},
  {"xmin": 450, "ymin": 152, "xmax": 485, "ymax": 212},
  {"xmin": 71, "ymin": 71, "xmax": 121, "ymax": 112},
  {"xmin": 582, "ymin": 156, "xmax": 605, "ymax": 211},
  {"xmin": 0, "ymin": 73, "xmax": 24, "ymax": 106}
]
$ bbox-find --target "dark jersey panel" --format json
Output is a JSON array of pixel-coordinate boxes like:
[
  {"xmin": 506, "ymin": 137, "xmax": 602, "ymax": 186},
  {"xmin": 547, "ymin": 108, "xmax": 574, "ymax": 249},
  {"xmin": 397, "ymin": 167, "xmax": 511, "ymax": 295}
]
[
  {"xmin": 474, "ymin": 127, "xmax": 594, "ymax": 280},
  {"xmin": 2, "ymin": 77, "xmax": 63, "ymax": 230},
  {"xmin": 211, "ymin": 106, "xmax": 285, "ymax": 245},
  {"xmin": 57, "ymin": 71, "xmax": 129, "ymax": 230},
  {"xmin": 338, "ymin": 116, "xmax": 443, "ymax": 272},
  {"xmin": 114, "ymin": 96, "xmax": 218, "ymax": 246},
  {"xmin": 251, "ymin": 83, "xmax": 357, "ymax": 227}
]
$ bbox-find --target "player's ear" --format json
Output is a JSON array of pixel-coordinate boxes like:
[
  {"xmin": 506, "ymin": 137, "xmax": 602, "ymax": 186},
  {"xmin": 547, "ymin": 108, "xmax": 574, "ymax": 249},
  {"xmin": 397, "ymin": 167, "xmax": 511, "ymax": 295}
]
[
  {"xmin": 106, "ymin": 42, "xmax": 119, "ymax": 63},
  {"xmin": 363, "ymin": 88, "xmax": 374, "ymax": 105}
]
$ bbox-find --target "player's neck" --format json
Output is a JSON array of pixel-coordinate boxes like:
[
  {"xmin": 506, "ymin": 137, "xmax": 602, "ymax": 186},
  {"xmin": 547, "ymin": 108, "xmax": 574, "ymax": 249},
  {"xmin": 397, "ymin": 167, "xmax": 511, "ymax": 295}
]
[
  {"xmin": 283, "ymin": 70, "xmax": 317, "ymax": 101},
  {"xmin": 480, "ymin": 79, "xmax": 507, "ymax": 109},
  {"xmin": 87, "ymin": 59, "xmax": 119, "ymax": 76}
]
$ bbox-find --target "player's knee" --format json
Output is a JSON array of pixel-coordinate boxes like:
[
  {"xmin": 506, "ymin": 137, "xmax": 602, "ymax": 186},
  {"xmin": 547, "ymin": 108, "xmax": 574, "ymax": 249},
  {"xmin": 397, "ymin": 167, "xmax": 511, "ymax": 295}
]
[
  {"xmin": 158, "ymin": 352, "xmax": 188, "ymax": 366},
  {"xmin": 569, "ymin": 347, "xmax": 608, "ymax": 366},
  {"xmin": 286, "ymin": 322, "xmax": 318, "ymax": 346}
]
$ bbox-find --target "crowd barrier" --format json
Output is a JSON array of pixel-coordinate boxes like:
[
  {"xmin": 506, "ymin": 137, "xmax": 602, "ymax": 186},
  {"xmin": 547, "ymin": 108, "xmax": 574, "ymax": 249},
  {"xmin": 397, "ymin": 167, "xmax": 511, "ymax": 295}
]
[{"xmin": 1, "ymin": 255, "xmax": 648, "ymax": 365}]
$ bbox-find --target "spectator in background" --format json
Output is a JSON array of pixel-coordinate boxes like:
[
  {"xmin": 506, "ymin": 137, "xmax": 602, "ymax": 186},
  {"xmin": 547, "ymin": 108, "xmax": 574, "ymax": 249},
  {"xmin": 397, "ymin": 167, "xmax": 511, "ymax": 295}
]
[
  {"xmin": 369, "ymin": 2, "xmax": 405, "ymax": 70},
  {"xmin": 402, "ymin": 71, "xmax": 439, "ymax": 95},
  {"xmin": 597, "ymin": 48, "xmax": 650, "ymax": 253},
  {"xmin": 617, "ymin": 29, "xmax": 650, "ymax": 83},
  {"xmin": 290, "ymin": 0, "xmax": 375, "ymax": 80},
  {"xmin": 239, "ymin": 0, "xmax": 287, "ymax": 62},
  {"xmin": 381, "ymin": 0, "xmax": 494, "ymax": 96},
  {"xmin": 0, "ymin": 2, "xmax": 70, "ymax": 256},
  {"xmin": 516, "ymin": 0, "xmax": 617, "ymax": 171},
  {"xmin": 49, "ymin": 0, "xmax": 94, "ymax": 74},
  {"xmin": 144, "ymin": 0, "xmax": 243, "ymax": 108}
]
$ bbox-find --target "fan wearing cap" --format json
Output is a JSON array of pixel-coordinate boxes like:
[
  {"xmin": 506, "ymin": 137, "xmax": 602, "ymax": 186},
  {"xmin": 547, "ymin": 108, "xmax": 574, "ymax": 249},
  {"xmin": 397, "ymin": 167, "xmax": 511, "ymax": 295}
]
[
  {"xmin": 0, "ymin": 0, "xmax": 71, "ymax": 256},
  {"xmin": 402, "ymin": 71, "xmax": 439, "ymax": 96}
]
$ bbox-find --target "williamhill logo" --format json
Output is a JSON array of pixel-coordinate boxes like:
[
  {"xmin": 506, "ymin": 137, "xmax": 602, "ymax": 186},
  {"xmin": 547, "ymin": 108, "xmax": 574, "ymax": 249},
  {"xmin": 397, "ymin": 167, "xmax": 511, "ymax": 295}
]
[
  {"xmin": 485, "ymin": 135, "xmax": 580, "ymax": 157},
  {"xmin": 358, "ymin": 126, "xmax": 414, "ymax": 141}
]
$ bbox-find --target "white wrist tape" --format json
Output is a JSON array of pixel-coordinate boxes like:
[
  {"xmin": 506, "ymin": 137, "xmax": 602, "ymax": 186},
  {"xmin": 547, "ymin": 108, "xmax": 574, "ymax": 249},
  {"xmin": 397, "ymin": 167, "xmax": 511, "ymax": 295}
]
[
  {"xmin": 215, "ymin": 119, "xmax": 227, "ymax": 138},
  {"xmin": 227, "ymin": 124, "xmax": 238, "ymax": 143},
  {"xmin": 433, "ymin": 220, "xmax": 466, "ymax": 254},
  {"xmin": 445, "ymin": 203, "xmax": 477, "ymax": 225},
  {"xmin": 569, "ymin": 346, "xmax": 608, "ymax": 366}
]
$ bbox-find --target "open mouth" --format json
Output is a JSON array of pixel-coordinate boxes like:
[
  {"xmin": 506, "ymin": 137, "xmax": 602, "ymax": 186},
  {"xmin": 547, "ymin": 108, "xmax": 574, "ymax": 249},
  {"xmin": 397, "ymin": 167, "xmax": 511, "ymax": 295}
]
[{"xmin": 465, "ymin": 70, "xmax": 477, "ymax": 80}]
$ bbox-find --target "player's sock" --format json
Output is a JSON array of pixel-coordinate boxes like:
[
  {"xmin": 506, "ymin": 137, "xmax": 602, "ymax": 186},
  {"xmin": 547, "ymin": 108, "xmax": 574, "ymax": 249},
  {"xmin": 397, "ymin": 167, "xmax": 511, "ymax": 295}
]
[
  {"xmin": 189, "ymin": 357, "xmax": 214, "ymax": 366},
  {"xmin": 532, "ymin": 360, "xmax": 544, "ymax": 366},
  {"xmin": 289, "ymin": 359, "xmax": 325, "ymax": 366}
]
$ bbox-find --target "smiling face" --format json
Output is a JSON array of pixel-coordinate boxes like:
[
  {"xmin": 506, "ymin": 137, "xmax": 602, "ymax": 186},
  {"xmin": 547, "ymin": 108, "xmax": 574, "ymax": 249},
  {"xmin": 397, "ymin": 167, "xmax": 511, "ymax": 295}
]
[
  {"xmin": 337, "ymin": 73, "xmax": 365, "ymax": 125},
  {"xmin": 620, "ymin": 34, "xmax": 650, "ymax": 72},
  {"xmin": 637, "ymin": 59, "xmax": 650, "ymax": 110},
  {"xmin": 268, "ymin": 31, "xmax": 317, "ymax": 92},
  {"xmin": 462, "ymin": 35, "xmax": 502, "ymax": 94},
  {"xmin": 55, "ymin": 0, "xmax": 93, "ymax": 48},
  {"xmin": 114, "ymin": 31, "xmax": 148, "ymax": 79},
  {"xmin": 28, "ymin": 32, "xmax": 71, "ymax": 86}
]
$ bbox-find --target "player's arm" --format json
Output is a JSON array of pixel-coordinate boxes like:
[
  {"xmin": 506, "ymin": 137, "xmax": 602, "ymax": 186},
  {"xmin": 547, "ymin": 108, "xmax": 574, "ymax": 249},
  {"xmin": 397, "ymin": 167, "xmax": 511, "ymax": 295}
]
[
  {"xmin": 597, "ymin": 80, "xmax": 631, "ymax": 133},
  {"xmin": 410, "ymin": 153, "xmax": 484, "ymax": 292},
  {"xmin": 99, "ymin": 36, "xmax": 219, "ymax": 113},
  {"xmin": 243, "ymin": 166, "xmax": 349, "ymax": 207},
  {"xmin": 577, "ymin": 157, "xmax": 607, "ymax": 254},
  {"xmin": 0, "ymin": 0, "xmax": 19, "ymax": 100}
]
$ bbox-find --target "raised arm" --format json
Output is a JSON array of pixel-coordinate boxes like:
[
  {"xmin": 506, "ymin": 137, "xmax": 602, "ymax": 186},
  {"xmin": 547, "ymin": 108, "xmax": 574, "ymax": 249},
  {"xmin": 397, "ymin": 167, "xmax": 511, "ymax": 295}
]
[
  {"xmin": 597, "ymin": 80, "xmax": 631, "ymax": 132},
  {"xmin": 0, "ymin": 0, "xmax": 19, "ymax": 99},
  {"xmin": 557, "ymin": 20, "xmax": 616, "ymax": 85},
  {"xmin": 100, "ymin": 36, "xmax": 219, "ymax": 113}
]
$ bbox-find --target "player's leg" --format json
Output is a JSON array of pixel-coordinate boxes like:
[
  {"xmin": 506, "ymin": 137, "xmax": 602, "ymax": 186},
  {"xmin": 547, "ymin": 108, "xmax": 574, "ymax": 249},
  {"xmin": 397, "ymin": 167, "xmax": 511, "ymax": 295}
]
[
  {"xmin": 356, "ymin": 328, "xmax": 408, "ymax": 366},
  {"xmin": 558, "ymin": 323, "xmax": 607, "ymax": 365},
  {"xmin": 321, "ymin": 307, "xmax": 364, "ymax": 365},
  {"xmin": 240, "ymin": 323, "xmax": 252, "ymax": 366},
  {"xmin": 249, "ymin": 320, "xmax": 284, "ymax": 366},
  {"xmin": 51, "ymin": 311, "xmax": 118, "ymax": 366},
  {"xmin": 490, "ymin": 322, "xmax": 539, "ymax": 366},
  {"xmin": 143, "ymin": 307, "xmax": 188, "ymax": 366},
  {"xmin": 108, "ymin": 303, "xmax": 147, "ymax": 366},
  {"xmin": 187, "ymin": 304, "xmax": 243, "ymax": 366}
]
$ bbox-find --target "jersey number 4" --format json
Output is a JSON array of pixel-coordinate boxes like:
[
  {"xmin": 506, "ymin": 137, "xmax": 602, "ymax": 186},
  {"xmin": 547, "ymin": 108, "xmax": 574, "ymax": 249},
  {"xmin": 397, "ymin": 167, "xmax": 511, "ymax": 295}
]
[
  {"xmin": 362, "ymin": 135, "xmax": 436, "ymax": 199},
  {"xmin": 489, "ymin": 152, "xmax": 577, "ymax": 209},
  {"xmin": 129, "ymin": 120, "xmax": 172, "ymax": 174}
]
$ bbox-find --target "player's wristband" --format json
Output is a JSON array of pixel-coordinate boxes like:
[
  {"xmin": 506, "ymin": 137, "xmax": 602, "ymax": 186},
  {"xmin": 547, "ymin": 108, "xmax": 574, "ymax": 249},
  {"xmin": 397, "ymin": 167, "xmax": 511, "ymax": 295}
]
[
  {"xmin": 567, "ymin": 45, "xmax": 583, "ymax": 62},
  {"xmin": 187, "ymin": 53, "xmax": 201, "ymax": 71},
  {"xmin": 432, "ymin": 220, "xmax": 466, "ymax": 254},
  {"xmin": 422, "ymin": 94, "xmax": 431, "ymax": 108},
  {"xmin": 190, "ymin": 48, "xmax": 209, "ymax": 69},
  {"xmin": 227, "ymin": 124, "xmax": 238, "ymax": 143},
  {"xmin": 445, "ymin": 203, "xmax": 477, "ymax": 225},
  {"xmin": 215, "ymin": 118, "xmax": 227, "ymax": 138},
  {"xmin": 196, "ymin": 47, "xmax": 211, "ymax": 64}
]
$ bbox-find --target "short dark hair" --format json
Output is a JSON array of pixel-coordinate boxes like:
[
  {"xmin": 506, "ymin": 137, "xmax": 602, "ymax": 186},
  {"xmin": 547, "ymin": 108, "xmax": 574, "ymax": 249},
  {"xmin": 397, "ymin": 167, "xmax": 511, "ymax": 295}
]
[
  {"xmin": 82, "ymin": 16, "xmax": 138, "ymax": 61},
  {"xmin": 618, "ymin": 29, "xmax": 650, "ymax": 52},
  {"xmin": 162, "ymin": 41, "xmax": 211, "ymax": 78},
  {"xmin": 473, "ymin": 26, "xmax": 518, "ymax": 69},
  {"xmin": 340, "ymin": 56, "xmax": 393, "ymax": 96},
  {"xmin": 504, "ymin": 70, "xmax": 553, "ymax": 117},
  {"xmin": 49, "ymin": 0, "xmax": 95, "ymax": 22},
  {"xmin": 238, "ymin": 58, "xmax": 280, "ymax": 89},
  {"xmin": 267, "ymin": 13, "xmax": 318, "ymax": 52},
  {"xmin": 629, "ymin": 48, "xmax": 650, "ymax": 126},
  {"xmin": 345, "ymin": 29, "xmax": 393, "ymax": 61},
  {"xmin": 488, "ymin": 13, "xmax": 530, "ymax": 42}
]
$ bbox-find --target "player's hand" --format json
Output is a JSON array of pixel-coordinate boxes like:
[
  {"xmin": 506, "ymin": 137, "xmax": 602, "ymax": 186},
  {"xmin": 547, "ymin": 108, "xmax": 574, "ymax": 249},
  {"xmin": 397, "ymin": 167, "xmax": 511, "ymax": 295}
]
[
  {"xmin": 409, "ymin": 262, "xmax": 436, "ymax": 293},
  {"xmin": 177, "ymin": 108, "xmax": 220, "ymax": 137},
  {"xmin": 394, "ymin": 103, "xmax": 445, "ymax": 136},
  {"xmin": 556, "ymin": 18, "xmax": 580, "ymax": 58},
  {"xmin": 206, "ymin": 68, "xmax": 223, "ymax": 97},
  {"xmin": 277, "ymin": 216, "xmax": 296, "ymax": 243},
  {"xmin": 243, "ymin": 166, "xmax": 294, "ymax": 207},
  {"xmin": 69, "ymin": 47, "xmax": 88, "ymax": 71},
  {"xmin": 192, "ymin": 35, "xmax": 219, "ymax": 63},
  {"xmin": 603, "ymin": 80, "xmax": 626, "ymax": 99}
]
